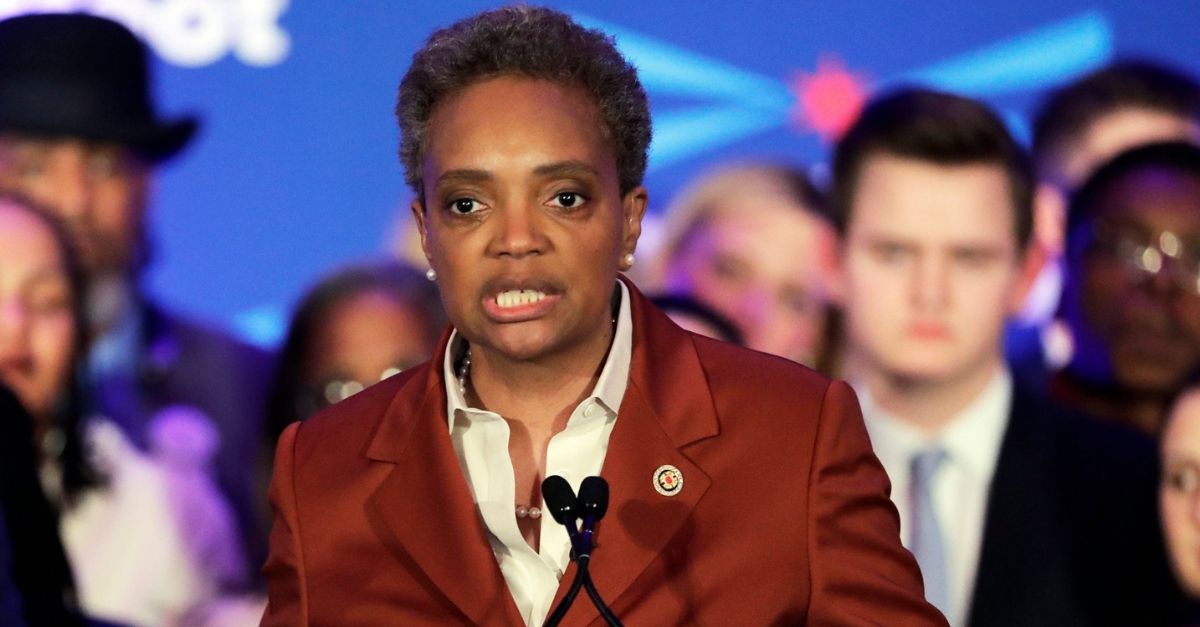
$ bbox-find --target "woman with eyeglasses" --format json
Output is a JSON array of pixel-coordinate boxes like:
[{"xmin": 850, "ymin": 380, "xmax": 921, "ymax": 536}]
[
  {"xmin": 1055, "ymin": 141, "xmax": 1200, "ymax": 435},
  {"xmin": 263, "ymin": 260, "xmax": 446, "ymax": 436}
]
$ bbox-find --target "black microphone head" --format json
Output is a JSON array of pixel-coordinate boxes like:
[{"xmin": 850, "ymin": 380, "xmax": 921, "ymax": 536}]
[
  {"xmin": 578, "ymin": 476, "xmax": 609, "ymax": 521},
  {"xmin": 541, "ymin": 475, "xmax": 579, "ymax": 525}
]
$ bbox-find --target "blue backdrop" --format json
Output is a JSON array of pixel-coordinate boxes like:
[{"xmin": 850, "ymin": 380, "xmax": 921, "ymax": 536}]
[{"xmin": 19, "ymin": 1, "xmax": 1194, "ymax": 346}]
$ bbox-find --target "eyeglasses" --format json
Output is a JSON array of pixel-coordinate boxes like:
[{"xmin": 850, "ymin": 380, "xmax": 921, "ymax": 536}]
[
  {"xmin": 295, "ymin": 365, "xmax": 409, "ymax": 420},
  {"xmin": 1163, "ymin": 462, "xmax": 1200, "ymax": 496},
  {"xmin": 1086, "ymin": 220, "xmax": 1200, "ymax": 296}
]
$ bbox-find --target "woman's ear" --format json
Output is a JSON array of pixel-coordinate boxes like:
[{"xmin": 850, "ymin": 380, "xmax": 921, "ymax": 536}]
[
  {"xmin": 621, "ymin": 186, "xmax": 648, "ymax": 253},
  {"xmin": 411, "ymin": 197, "xmax": 432, "ymax": 267}
]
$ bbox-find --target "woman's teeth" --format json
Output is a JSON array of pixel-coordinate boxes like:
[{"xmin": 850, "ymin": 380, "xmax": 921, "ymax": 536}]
[{"xmin": 495, "ymin": 290, "xmax": 546, "ymax": 308}]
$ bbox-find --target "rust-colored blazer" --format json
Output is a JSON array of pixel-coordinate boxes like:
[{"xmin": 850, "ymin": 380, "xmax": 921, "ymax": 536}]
[{"xmin": 262, "ymin": 284, "xmax": 946, "ymax": 626}]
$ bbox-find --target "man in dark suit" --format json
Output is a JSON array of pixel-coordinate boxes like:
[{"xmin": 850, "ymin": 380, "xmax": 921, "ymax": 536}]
[
  {"xmin": 829, "ymin": 87, "xmax": 1185, "ymax": 625},
  {"xmin": 263, "ymin": 6, "xmax": 946, "ymax": 625},
  {"xmin": 0, "ymin": 13, "xmax": 271, "ymax": 583}
]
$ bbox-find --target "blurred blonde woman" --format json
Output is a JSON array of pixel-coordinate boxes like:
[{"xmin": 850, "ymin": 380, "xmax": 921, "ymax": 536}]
[{"xmin": 652, "ymin": 162, "xmax": 840, "ymax": 371}]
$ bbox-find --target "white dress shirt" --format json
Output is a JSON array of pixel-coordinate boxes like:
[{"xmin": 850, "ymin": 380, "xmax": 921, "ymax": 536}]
[
  {"xmin": 442, "ymin": 281, "xmax": 632, "ymax": 626},
  {"xmin": 856, "ymin": 368, "xmax": 1012, "ymax": 627}
]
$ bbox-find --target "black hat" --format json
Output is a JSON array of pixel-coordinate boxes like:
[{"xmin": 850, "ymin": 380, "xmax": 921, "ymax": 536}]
[{"xmin": 0, "ymin": 13, "xmax": 197, "ymax": 161}]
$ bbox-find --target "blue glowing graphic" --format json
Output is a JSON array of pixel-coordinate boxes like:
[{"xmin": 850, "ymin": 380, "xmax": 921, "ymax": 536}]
[
  {"xmin": 573, "ymin": 11, "xmax": 1114, "ymax": 170},
  {"xmin": 890, "ymin": 12, "xmax": 1111, "ymax": 96},
  {"xmin": 573, "ymin": 15, "xmax": 793, "ymax": 111}
]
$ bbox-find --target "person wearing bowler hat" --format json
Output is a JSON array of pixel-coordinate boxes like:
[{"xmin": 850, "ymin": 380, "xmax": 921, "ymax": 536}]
[{"xmin": 0, "ymin": 12, "xmax": 273, "ymax": 590}]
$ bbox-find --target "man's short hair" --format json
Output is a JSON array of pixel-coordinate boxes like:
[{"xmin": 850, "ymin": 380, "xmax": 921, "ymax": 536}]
[
  {"xmin": 830, "ymin": 87, "xmax": 1035, "ymax": 249},
  {"xmin": 396, "ymin": 5, "xmax": 651, "ymax": 197},
  {"xmin": 1032, "ymin": 60, "xmax": 1200, "ymax": 180},
  {"xmin": 1066, "ymin": 140, "xmax": 1200, "ymax": 240}
]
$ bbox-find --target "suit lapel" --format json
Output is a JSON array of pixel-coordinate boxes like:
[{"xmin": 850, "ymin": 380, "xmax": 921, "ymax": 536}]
[
  {"xmin": 555, "ymin": 281, "xmax": 720, "ymax": 626},
  {"xmin": 364, "ymin": 344, "xmax": 523, "ymax": 625},
  {"xmin": 967, "ymin": 388, "xmax": 1074, "ymax": 627}
]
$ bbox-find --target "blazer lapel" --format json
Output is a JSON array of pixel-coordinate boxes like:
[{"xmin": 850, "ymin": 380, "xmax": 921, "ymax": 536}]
[
  {"xmin": 364, "ymin": 350, "xmax": 523, "ymax": 625},
  {"xmin": 555, "ymin": 282, "xmax": 720, "ymax": 626},
  {"xmin": 967, "ymin": 388, "xmax": 1075, "ymax": 627}
]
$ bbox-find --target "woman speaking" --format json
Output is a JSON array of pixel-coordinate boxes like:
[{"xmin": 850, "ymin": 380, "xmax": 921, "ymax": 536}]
[{"xmin": 262, "ymin": 6, "xmax": 944, "ymax": 626}]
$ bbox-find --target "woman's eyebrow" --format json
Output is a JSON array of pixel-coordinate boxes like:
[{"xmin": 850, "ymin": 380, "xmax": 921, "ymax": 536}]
[
  {"xmin": 533, "ymin": 160, "xmax": 598, "ymax": 179},
  {"xmin": 436, "ymin": 168, "xmax": 492, "ymax": 186}
]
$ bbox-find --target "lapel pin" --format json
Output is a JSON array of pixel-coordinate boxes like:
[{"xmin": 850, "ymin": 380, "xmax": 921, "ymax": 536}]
[{"xmin": 653, "ymin": 464, "xmax": 683, "ymax": 496}]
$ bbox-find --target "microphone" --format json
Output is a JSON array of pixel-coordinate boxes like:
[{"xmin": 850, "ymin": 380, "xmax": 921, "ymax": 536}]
[
  {"xmin": 542, "ymin": 475, "xmax": 586, "ymax": 555},
  {"xmin": 575, "ymin": 477, "xmax": 620, "ymax": 627},
  {"xmin": 541, "ymin": 475, "xmax": 623, "ymax": 627},
  {"xmin": 541, "ymin": 475, "xmax": 578, "ymax": 525},
  {"xmin": 578, "ymin": 476, "xmax": 608, "ymax": 528}
]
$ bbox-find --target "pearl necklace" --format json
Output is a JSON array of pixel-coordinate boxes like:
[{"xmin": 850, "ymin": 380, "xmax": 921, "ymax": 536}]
[
  {"xmin": 457, "ymin": 345, "xmax": 542, "ymax": 521},
  {"xmin": 516, "ymin": 504, "xmax": 543, "ymax": 519},
  {"xmin": 456, "ymin": 346, "xmax": 472, "ymax": 398}
]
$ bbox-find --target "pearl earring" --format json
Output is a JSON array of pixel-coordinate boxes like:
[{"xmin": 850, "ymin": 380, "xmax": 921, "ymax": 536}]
[
  {"xmin": 425, "ymin": 268, "xmax": 437, "ymax": 282},
  {"xmin": 621, "ymin": 253, "xmax": 635, "ymax": 270}
]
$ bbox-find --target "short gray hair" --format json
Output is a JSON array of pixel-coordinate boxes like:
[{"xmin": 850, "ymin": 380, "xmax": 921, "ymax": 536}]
[{"xmin": 396, "ymin": 5, "xmax": 651, "ymax": 197}]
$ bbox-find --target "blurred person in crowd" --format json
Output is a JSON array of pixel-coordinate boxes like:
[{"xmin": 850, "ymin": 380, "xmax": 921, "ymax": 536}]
[
  {"xmin": 831, "ymin": 87, "xmax": 1183, "ymax": 626},
  {"xmin": 1032, "ymin": 59, "xmax": 1200, "ymax": 283},
  {"xmin": 1008, "ymin": 60, "xmax": 1200, "ymax": 381},
  {"xmin": 1056, "ymin": 142, "xmax": 1200, "ymax": 435},
  {"xmin": 262, "ymin": 6, "xmax": 944, "ymax": 625},
  {"xmin": 647, "ymin": 294, "xmax": 743, "ymax": 344},
  {"xmin": 1034, "ymin": 60, "xmax": 1200, "ymax": 196},
  {"xmin": 653, "ymin": 162, "xmax": 838, "ymax": 370},
  {"xmin": 1162, "ymin": 384, "xmax": 1200, "ymax": 615},
  {"xmin": 0, "ymin": 13, "xmax": 272, "ymax": 581},
  {"xmin": 0, "ymin": 193, "xmax": 242, "ymax": 626},
  {"xmin": 263, "ymin": 260, "xmax": 445, "ymax": 445}
]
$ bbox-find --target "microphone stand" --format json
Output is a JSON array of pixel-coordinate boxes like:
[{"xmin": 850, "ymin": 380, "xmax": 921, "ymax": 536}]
[
  {"xmin": 543, "ymin": 535, "xmax": 591, "ymax": 627},
  {"xmin": 542, "ymin": 476, "xmax": 623, "ymax": 627},
  {"xmin": 582, "ymin": 571, "xmax": 620, "ymax": 626}
]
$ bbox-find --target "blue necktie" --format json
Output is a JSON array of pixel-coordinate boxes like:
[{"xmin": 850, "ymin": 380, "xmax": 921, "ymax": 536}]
[{"xmin": 910, "ymin": 447, "xmax": 950, "ymax": 617}]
